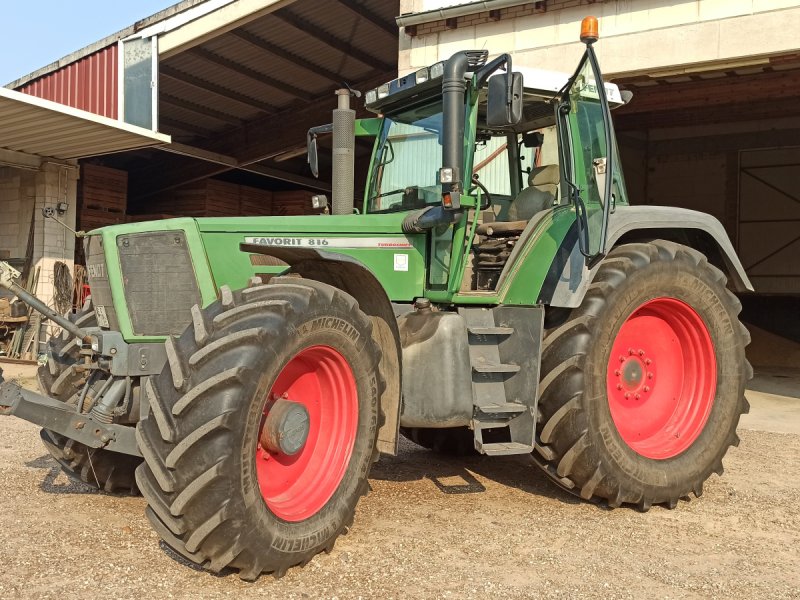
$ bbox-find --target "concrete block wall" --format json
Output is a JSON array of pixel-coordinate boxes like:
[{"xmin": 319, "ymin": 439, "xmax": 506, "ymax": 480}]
[
  {"xmin": 0, "ymin": 167, "xmax": 36, "ymax": 260},
  {"xmin": 399, "ymin": 0, "xmax": 800, "ymax": 78},
  {"xmin": 0, "ymin": 163, "xmax": 78, "ymax": 339}
]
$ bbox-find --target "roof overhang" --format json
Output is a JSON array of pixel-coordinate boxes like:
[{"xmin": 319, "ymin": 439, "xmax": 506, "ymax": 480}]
[{"xmin": 0, "ymin": 87, "xmax": 171, "ymax": 162}]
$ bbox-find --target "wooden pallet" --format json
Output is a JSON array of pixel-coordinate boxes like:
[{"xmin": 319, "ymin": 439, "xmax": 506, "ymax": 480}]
[
  {"xmin": 80, "ymin": 164, "xmax": 128, "ymax": 228},
  {"xmin": 142, "ymin": 179, "xmax": 275, "ymax": 217}
]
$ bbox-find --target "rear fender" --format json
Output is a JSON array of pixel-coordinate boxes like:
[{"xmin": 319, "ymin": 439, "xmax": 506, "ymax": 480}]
[
  {"xmin": 240, "ymin": 243, "xmax": 402, "ymax": 455},
  {"xmin": 540, "ymin": 206, "xmax": 753, "ymax": 308}
]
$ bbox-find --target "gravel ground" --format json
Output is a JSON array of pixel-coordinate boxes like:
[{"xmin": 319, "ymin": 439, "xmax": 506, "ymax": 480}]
[{"xmin": 0, "ymin": 366, "xmax": 798, "ymax": 599}]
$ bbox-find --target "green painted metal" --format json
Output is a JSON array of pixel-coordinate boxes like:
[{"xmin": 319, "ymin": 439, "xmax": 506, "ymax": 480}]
[
  {"xmin": 498, "ymin": 206, "xmax": 576, "ymax": 305},
  {"xmin": 355, "ymin": 117, "xmax": 382, "ymax": 137},
  {"xmin": 92, "ymin": 213, "xmax": 426, "ymax": 342},
  {"xmin": 89, "ymin": 218, "xmax": 219, "ymax": 343}
]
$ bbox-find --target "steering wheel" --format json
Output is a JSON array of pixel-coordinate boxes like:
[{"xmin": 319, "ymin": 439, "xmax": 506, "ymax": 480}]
[{"xmin": 470, "ymin": 173, "xmax": 493, "ymax": 210}]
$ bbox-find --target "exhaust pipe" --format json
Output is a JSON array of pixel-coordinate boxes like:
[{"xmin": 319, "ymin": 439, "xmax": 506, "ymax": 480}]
[{"xmin": 332, "ymin": 89, "xmax": 356, "ymax": 215}]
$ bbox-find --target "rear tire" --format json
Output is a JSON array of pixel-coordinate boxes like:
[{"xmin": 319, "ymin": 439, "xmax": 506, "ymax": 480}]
[
  {"xmin": 36, "ymin": 298, "xmax": 140, "ymax": 494},
  {"xmin": 135, "ymin": 278, "xmax": 383, "ymax": 580},
  {"xmin": 534, "ymin": 241, "xmax": 751, "ymax": 510}
]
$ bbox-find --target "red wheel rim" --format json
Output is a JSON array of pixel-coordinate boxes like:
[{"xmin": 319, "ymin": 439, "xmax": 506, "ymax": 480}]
[
  {"xmin": 606, "ymin": 297, "xmax": 717, "ymax": 460},
  {"xmin": 256, "ymin": 345, "xmax": 358, "ymax": 521}
]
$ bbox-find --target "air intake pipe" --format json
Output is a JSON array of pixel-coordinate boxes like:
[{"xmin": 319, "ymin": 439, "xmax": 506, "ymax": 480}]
[
  {"xmin": 441, "ymin": 52, "xmax": 471, "ymax": 202},
  {"xmin": 332, "ymin": 89, "xmax": 356, "ymax": 215}
]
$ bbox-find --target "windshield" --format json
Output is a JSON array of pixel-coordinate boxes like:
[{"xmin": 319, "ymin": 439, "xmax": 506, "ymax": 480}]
[{"xmin": 367, "ymin": 101, "xmax": 443, "ymax": 214}]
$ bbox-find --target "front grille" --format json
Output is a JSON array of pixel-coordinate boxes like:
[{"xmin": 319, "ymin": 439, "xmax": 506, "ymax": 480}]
[
  {"xmin": 117, "ymin": 231, "xmax": 200, "ymax": 336},
  {"xmin": 85, "ymin": 235, "xmax": 119, "ymax": 330}
]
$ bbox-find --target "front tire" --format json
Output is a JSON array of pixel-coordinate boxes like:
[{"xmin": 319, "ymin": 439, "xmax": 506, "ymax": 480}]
[
  {"xmin": 37, "ymin": 298, "xmax": 140, "ymax": 494},
  {"xmin": 534, "ymin": 241, "xmax": 751, "ymax": 510},
  {"xmin": 135, "ymin": 278, "xmax": 383, "ymax": 580}
]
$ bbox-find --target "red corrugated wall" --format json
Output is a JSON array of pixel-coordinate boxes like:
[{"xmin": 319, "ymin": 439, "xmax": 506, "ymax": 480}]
[{"xmin": 17, "ymin": 45, "xmax": 118, "ymax": 119}]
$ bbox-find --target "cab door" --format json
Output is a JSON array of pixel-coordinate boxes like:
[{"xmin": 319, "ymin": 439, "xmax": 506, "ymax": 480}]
[{"xmin": 559, "ymin": 48, "xmax": 620, "ymax": 261}]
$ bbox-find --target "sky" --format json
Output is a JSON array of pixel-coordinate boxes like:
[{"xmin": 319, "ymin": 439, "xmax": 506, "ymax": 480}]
[{"xmin": 0, "ymin": 1, "xmax": 174, "ymax": 86}]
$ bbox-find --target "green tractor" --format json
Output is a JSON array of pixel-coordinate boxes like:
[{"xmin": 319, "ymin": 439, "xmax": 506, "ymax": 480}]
[{"xmin": 0, "ymin": 19, "xmax": 751, "ymax": 580}]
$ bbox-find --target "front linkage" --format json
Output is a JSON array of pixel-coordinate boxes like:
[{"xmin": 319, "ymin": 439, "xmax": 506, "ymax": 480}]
[{"xmin": 0, "ymin": 260, "xmax": 150, "ymax": 459}]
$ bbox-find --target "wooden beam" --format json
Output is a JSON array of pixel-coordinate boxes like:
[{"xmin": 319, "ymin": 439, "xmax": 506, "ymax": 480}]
[
  {"xmin": 187, "ymin": 47, "xmax": 309, "ymax": 101},
  {"xmin": 616, "ymin": 69, "xmax": 800, "ymax": 116},
  {"xmin": 229, "ymin": 29, "xmax": 343, "ymax": 85},
  {"xmin": 333, "ymin": 0, "xmax": 397, "ymax": 37},
  {"xmin": 271, "ymin": 11, "xmax": 395, "ymax": 73},
  {"xmin": 130, "ymin": 142, "xmax": 331, "ymax": 202},
  {"xmin": 160, "ymin": 65, "xmax": 277, "ymax": 114},
  {"xmin": 133, "ymin": 72, "xmax": 388, "ymax": 199},
  {"xmin": 213, "ymin": 71, "xmax": 389, "ymax": 164},
  {"xmin": 159, "ymin": 116, "xmax": 218, "ymax": 140}
]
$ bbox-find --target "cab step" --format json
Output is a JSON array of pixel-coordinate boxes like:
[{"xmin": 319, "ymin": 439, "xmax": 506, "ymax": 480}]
[
  {"xmin": 476, "ymin": 402, "xmax": 528, "ymax": 415},
  {"xmin": 472, "ymin": 360, "xmax": 521, "ymax": 374},
  {"xmin": 475, "ymin": 441, "xmax": 534, "ymax": 456},
  {"xmin": 467, "ymin": 325, "xmax": 514, "ymax": 336}
]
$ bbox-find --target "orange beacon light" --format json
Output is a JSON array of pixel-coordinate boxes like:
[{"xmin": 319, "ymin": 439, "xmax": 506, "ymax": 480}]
[{"xmin": 580, "ymin": 16, "xmax": 599, "ymax": 44}]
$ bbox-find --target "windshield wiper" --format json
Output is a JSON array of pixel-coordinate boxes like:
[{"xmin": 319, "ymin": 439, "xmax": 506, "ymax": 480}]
[{"xmin": 370, "ymin": 187, "xmax": 409, "ymax": 201}]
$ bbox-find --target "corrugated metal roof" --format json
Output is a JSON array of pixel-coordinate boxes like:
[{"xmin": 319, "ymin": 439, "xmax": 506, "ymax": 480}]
[{"xmin": 0, "ymin": 87, "xmax": 170, "ymax": 159}]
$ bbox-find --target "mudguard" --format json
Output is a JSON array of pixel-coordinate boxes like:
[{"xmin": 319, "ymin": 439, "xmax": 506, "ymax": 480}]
[{"xmin": 541, "ymin": 206, "xmax": 753, "ymax": 309}]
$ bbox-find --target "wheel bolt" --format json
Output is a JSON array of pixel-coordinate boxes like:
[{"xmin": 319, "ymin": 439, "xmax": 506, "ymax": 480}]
[
  {"xmin": 645, "ymin": 359, "xmax": 652, "ymax": 366},
  {"xmin": 628, "ymin": 348, "xmax": 635, "ymax": 355},
  {"xmin": 624, "ymin": 392, "xmax": 630, "ymax": 399},
  {"xmin": 643, "ymin": 386, "xmax": 650, "ymax": 392},
  {"xmin": 616, "ymin": 384, "xmax": 623, "ymax": 390},
  {"xmin": 638, "ymin": 349, "xmax": 645, "ymax": 356},
  {"xmin": 635, "ymin": 393, "xmax": 641, "ymax": 400},
  {"xmin": 619, "ymin": 356, "xmax": 625, "ymax": 362},
  {"xmin": 614, "ymin": 370, "xmax": 620, "ymax": 376},
  {"xmin": 282, "ymin": 392, "xmax": 289, "ymax": 399},
  {"xmin": 648, "ymin": 372, "xmax": 654, "ymax": 379}
]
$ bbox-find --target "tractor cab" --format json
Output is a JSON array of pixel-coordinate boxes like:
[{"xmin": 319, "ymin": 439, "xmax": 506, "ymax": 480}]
[{"xmin": 351, "ymin": 37, "xmax": 630, "ymax": 295}]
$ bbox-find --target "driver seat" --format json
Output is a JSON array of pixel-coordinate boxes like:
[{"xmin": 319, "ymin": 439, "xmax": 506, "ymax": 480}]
[{"xmin": 476, "ymin": 164, "xmax": 559, "ymax": 235}]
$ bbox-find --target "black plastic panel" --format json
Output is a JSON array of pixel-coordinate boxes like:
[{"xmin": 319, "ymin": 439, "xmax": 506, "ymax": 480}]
[{"xmin": 117, "ymin": 231, "xmax": 200, "ymax": 336}]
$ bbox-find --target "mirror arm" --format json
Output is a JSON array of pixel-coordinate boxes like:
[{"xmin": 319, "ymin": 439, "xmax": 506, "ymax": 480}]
[{"xmin": 475, "ymin": 53, "xmax": 512, "ymax": 89}]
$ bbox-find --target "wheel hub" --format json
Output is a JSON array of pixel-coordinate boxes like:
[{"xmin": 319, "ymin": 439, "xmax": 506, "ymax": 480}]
[
  {"xmin": 612, "ymin": 349, "xmax": 655, "ymax": 399},
  {"xmin": 260, "ymin": 399, "xmax": 310, "ymax": 456},
  {"xmin": 606, "ymin": 297, "xmax": 717, "ymax": 459}
]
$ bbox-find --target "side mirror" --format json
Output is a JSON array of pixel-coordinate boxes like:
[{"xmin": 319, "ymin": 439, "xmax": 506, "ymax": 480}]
[
  {"xmin": 307, "ymin": 134, "xmax": 319, "ymax": 178},
  {"xmin": 487, "ymin": 72, "xmax": 523, "ymax": 127}
]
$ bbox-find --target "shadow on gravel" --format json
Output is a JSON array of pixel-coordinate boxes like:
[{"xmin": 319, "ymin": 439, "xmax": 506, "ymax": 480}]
[
  {"xmin": 159, "ymin": 541, "xmax": 206, "ymax": 573},
  {"xmin": 371, "ymin": 441, "xmax": 580, "ymax": 505},
  {"xmin": 25, "ymin": 454, "xmax": 101, "ymax": 495}
]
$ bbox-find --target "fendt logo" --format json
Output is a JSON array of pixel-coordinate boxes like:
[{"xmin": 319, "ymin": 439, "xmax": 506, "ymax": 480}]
[{"xmin": 86, "ymin": 263, "xmax": 106, "ymax": 279}]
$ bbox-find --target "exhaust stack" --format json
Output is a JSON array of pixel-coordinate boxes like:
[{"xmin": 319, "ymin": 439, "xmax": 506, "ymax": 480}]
[{"xmin": 332, "ymin": 89, "xmax": 356, "ymax": 215}]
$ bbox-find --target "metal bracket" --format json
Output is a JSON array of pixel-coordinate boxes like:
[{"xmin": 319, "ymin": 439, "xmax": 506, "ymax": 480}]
[
  {"xmin": 0, "ymin": 379, "xmax": 140, "ymax": 457},
  {"xmin": 0, "ymin": 261, "xmax": 21, "ymax": 288}
]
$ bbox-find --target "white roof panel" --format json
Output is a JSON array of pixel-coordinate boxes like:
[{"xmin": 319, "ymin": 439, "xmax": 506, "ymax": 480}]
[{"xmin": 0, "ymin": 87, "xmax": 170, "ymax": 160}]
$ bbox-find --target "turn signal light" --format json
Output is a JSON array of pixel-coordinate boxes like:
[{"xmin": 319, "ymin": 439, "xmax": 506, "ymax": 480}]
[{"xmin": 580, "ymin": 16, "xmax": 599, "ymax": 44}]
